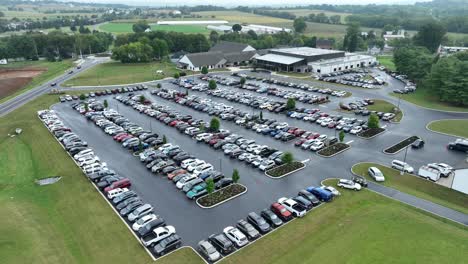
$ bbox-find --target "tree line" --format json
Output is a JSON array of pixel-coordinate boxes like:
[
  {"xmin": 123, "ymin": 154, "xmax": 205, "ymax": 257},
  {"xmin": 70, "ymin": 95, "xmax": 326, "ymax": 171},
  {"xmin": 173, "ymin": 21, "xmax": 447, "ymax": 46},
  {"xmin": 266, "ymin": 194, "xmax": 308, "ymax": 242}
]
[
  {"xmin": 0, "ymin": 31, "xmax": 113, "ymax": 61},
  {"xmin": 0, "ymin": 15, "xmax": 104, "ymax": 33}
]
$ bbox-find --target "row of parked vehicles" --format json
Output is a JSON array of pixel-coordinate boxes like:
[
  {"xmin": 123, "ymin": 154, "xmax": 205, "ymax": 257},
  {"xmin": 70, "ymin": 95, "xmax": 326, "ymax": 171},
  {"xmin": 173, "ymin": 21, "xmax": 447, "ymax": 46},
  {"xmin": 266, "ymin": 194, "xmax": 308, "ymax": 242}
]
[
  {"xmin": 38, "ymin": 109, "xmax": 181, "ymax": 257},
  {"xmin": 119, "ymin": 94, "xmax": 287, "ymax": 172},
  {"xmin": 235, "ymin": 72, "xmax": 348, "ymax": 97},
  {"xmin": 59, "ymin": 85, "xmax": 148, "ymax": 102},
  {"xmin": 316, "ymin": 68, "xmax": 383, "ymax": 88},
  {"xmin": 197, "ymin": 185, "xmax": 339, "ymax": 262}
]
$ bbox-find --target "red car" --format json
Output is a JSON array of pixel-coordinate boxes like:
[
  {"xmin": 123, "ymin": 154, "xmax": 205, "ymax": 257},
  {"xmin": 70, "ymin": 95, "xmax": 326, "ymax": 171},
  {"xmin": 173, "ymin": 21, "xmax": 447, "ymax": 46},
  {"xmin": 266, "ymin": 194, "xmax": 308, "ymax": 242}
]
[
  {"xmin": 113, "ymin": 133, "xmax": 127, "ymax": 140},
  {"xmin": 287, "ymin": 127, "xmax": 298, "ymax": 134},
  {"xmin": 294, "ymin": 129, "xmax": 306, "ymax": 137},
  {"xmin": 169, "ymin": 120, "xmax": 179, "ymax": 127},
  {"xmin": 118, "ymin": 135, "xmax": 133, "ymax": 142},
  {"xmin": 104, "ymin": 178, "xmax": 131, "ymax": 193},
  {"xmin": 327, "ymin": 122, "xmax": 336, "ymax": 129},
  {"xmin": 294, "ymin": 138, "xmax": 306, "ymax": 147},
  {"xmin": 270, "ymin": 202, "xmax": 293, "ymax": 221},
  {"xmin": 168, "ymin": 169, "xmax": 187, "ymax": 180},
  {"xmin": 209, "ymin": 138, "xmax": 219, "ymax": 146},
  {"xmin": 308, "ymin": 133, "xmax": 320, "ymax": 139},
  {"xmin": 320, "ymin": 113, "xmax": 329, "ymax": 117}
]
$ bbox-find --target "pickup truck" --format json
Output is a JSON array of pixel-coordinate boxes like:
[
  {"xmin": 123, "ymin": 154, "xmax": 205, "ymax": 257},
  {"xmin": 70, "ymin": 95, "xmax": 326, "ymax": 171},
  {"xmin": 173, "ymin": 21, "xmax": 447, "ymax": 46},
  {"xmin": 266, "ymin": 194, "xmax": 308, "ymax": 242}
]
[{"xmin": 140, "ymin": 226, "xmax": 176, "ymax": 247}]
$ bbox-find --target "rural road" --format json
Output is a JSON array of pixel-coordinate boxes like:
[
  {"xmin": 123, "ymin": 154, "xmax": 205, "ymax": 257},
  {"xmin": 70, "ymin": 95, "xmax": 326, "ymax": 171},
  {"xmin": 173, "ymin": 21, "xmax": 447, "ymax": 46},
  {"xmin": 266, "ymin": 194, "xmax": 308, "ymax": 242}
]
[{"xmin": 0, "ymin": 56, "xmax": 109, "ymax": 117}]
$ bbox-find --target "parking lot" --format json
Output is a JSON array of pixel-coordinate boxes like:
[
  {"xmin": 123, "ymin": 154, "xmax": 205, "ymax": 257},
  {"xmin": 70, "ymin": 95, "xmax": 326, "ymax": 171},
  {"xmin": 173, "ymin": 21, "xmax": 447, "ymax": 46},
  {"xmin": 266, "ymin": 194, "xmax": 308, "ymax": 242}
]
[{"xmin": 50, "ymin": 69, "xmax": 468, "ymax": 257}]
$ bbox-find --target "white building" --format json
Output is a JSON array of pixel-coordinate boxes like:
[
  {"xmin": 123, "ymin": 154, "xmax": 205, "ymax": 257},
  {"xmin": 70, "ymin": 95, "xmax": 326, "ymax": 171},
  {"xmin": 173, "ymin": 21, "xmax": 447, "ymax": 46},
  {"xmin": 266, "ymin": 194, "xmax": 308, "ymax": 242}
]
[
  {"xmin": 0, "ymin": 58, "xmax": 7, "ymax": 65},
  {"xmin": 241, "ymin": 24, "xmax": 292, "ymax": 34},
  {"xmin": 452, "ymin": 169, "xmax": 468, "ymax": 195},
  {"xmin": 308, "ymin": 54, "xmax": 377, "ymax": 74}
]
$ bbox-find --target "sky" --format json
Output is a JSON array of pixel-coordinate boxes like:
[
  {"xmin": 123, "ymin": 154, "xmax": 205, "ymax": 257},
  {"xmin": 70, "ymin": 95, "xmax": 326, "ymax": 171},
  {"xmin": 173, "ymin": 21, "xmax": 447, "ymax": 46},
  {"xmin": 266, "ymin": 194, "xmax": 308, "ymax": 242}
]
[{"xmin": 69, "ymin": 0, "xmax": 421, "ymax": 7}]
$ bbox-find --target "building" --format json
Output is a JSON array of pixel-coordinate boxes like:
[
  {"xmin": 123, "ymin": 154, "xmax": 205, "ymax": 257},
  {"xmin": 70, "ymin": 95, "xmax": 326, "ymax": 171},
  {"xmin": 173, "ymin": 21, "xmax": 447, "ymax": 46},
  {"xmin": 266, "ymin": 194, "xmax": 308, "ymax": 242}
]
[
  {"xmin": 439, "ymin": 46, "xmax": 468, "ymax": 54},
  {"xmin": 0, "ymin": 58, "xmax": 7, "ymax": 65},
  {"xmin": 206, "ymin": 25, "xmax": 233, "ymax": 33},
  {"xmin": 241, "ymin": 24, "xmax": 291, "ymax": 34},
  {"xmin": 254, "ymin": 47, "xmax": 376, "ymax": 74},
  {"xmin": 452, "ymin": 169, "xmax": 468, "ymax": 195},
  {"xmin": 177, "ymin": 41, "xmax": 257, "ymax": 71},
  {"xmin": 383, "ymin": 29, "xmax": 406, "ymax": 42},
  {"xmin": 316, "ymin": 39, "xmax": 334, "ymax": 50}
]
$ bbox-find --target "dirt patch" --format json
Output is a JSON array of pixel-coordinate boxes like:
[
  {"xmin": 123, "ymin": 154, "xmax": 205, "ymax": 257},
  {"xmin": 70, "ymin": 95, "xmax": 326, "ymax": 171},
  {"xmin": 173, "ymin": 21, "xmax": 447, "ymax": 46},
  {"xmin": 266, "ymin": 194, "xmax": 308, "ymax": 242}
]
[{"xmin": 0, "ymin": 68, "xmax": 45, "ymax": 100}]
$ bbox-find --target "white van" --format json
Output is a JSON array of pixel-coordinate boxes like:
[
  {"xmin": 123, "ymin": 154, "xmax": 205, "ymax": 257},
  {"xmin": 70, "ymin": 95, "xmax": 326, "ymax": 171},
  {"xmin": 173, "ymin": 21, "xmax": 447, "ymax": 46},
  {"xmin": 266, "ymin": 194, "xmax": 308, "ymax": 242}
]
[
  {"xmin": 107, "ymin": 188, "xmax": 129, "ymax": 199},
  {"xmin": 74, "ymin": 149, "xmax": 94, "ymax": 160},
  {"xmin": 391, "ymin": 160, "xmax": 414, "ymax": 173},
  {"xmin": 418, "ymin": 166, "xmax": 441, "ymax": 181}
]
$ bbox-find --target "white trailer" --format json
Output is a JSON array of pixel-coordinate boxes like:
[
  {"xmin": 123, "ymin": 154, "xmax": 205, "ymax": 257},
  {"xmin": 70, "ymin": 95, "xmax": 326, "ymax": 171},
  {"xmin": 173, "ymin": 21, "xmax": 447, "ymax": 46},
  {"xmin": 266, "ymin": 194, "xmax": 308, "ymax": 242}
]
[{"xmin": 418, "ymin": 166, "xmax": 441, "ymax": 182}]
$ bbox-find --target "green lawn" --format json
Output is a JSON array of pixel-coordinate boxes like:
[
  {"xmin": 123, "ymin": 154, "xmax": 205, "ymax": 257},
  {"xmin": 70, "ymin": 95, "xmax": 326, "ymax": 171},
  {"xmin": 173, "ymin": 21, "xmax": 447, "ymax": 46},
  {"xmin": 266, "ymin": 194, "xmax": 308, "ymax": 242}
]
[
  {"xmin": 156, "ymin": 248, "xmax": 205, "ymax": 264},
  {"xmin": 427, "ymin": 119, "xmax": 468, "ymax": 138},
  {"xmin": 0, "ymin": 60, "xmax": 74, "ymax": 103},
  {"xmin": 377, "ymin": 55, "xmax": 396, "ymax": 71},
  {"xmin": 0, "ymin": 94, "xmax": 152, "ymax": 264},
  {"xmin": 352, "ymin": 163, "xmax": 468, "ymax": 215},
  {"xmin": 366, "ymin": 99, "xmax": 403, "ymax": 122},
  {"xmin": 63, "ymin": 61, "xmax": 182, "ymax": 86},
  {"xmin": 222, "ymin": 179, "xmax": 468, "ymax": 264},
  {"xmin": 99, "ymin": 22, "xmax": 210, "ymax": 34},
  {"xmin": 390, "ymin": 89, "xmax": 468, "ymax": 112},
  {"xmin": 193, "ymin": 11, "xmax": 291, "ymax": 24}
]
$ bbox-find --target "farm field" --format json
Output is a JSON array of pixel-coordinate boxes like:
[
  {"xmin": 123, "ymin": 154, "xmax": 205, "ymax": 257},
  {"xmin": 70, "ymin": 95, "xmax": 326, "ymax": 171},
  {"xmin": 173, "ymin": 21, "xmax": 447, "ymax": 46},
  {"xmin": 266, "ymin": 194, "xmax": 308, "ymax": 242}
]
[
  {"xmin": 63, "ymin": 61, "xmax": 181, "ymax": 86},
  {"xmin": 352, "ymin": 163, "xmax": 468, "ymax": 215},
  {"xmin": 1, "ymin": 10, "xmax": 100, "ymax": 19},
  {"xmin": 0, "ymin": 94, "xmax": 152, "ymax": 264},
  {"xmin": 193, "ymin": 11, "xmax": 291, "ymax": 24},
  {"xmin": 98, "ymin": 22, "xmax": 210, "ymax": 34},
  {"xmin": 427, "ymin": 119, "xmax": 468, "ymax": 138},
  {"xmin": 221, "ymin": 179, "xmax": 468, "ymax": 264},
  {"xmin": 0, "ymin": 60, "xmax": 73, "ymax": 103},
  {"xmin": 268, "ymin": 8, "xmax": 351, "ymax": 23}
]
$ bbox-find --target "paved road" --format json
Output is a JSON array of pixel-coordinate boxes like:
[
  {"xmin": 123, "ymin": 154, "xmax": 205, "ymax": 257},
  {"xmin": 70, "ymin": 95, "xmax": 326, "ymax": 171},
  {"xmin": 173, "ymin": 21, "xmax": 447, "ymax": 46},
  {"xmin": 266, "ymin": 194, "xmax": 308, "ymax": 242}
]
[
  {"xmin": 49, "ymin": 69, "xmax": 468, "ymax": 248},
  {"xmin": 0, "ymin": 56, "xmax": 109, "ymax": 117}
]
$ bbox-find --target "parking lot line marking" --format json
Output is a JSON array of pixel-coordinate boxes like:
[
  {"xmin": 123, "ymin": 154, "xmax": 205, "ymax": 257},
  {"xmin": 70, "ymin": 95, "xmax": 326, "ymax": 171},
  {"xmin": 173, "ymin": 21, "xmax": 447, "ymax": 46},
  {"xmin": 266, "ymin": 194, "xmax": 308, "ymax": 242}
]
[
  {"xmin": 382, "ymin": 125, "xmax": 387, "ymax": 129},
  {"xmin": 320, "ymin": 105, "xmax": 328, "ymax": 108},
  {"xmin": 346, "ymin": 140, "xmax": 354, "ymax": 144},
  {"xmin": 302, "ymin": 159, "xmax": 310, "ymax": 163}
]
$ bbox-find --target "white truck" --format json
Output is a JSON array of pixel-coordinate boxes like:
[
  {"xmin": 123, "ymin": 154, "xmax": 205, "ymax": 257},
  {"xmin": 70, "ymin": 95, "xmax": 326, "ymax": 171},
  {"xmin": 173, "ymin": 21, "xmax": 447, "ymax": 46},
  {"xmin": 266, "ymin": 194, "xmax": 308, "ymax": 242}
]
[{"xmin": 418, "ymin": 166, "xmax": 441, "ymax": 182}]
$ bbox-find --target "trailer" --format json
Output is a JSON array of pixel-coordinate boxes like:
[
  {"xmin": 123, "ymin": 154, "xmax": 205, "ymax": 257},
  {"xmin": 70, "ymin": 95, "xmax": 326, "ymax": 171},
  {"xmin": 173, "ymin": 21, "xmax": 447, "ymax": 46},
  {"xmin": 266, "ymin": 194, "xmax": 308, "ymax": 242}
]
[{"xmin": 418, "ymin": 166, "xmax": 441, "ymax": 182}]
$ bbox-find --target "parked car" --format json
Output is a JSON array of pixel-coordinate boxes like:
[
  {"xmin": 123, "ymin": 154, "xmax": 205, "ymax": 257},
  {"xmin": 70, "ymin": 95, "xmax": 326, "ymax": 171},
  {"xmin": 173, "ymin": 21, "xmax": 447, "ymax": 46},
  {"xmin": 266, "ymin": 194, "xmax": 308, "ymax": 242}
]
[
  {"xmin": 270, "ymin": 202, "xmax": 293, "ymax": 221},
  {"xmin": 153, "ymin": 234, "xmax": 182, "ymax": 256},
  {"xmin": 260, "ymin": 209, "xmax": 283, "ymax": 227},
  {"xmin": 137, "ymin": 218, "xmax": 166, "ymax": 237},
  {"xmin": 277, "ymin": 197, "xmax": 306, "ymax": 217},
  {"xmin": 198, "ymin": 240, "xmax": 221, "ymax": 262},
  {"xmin": 140, "ymin": 225, "xmax": 176, "ymax": 247},
  {"xmin": 337, "ymin": 179, "xmax": 361, "ymax": 191},
  {"xmin": 223, "ymin": 226, "xmax": 248, "ymax": 247},
  {"xmin": 306, "ymin": 187, "xmax": 333, "ymax": 202},
  {"xmin": 132, "ymin": 214, "xmax": 158, "ymax": 231},
  {"xmin": 208, "ymin": 233, "xmax": 235, "ymax": 255},
  {"xmin": 411, "ymin": 139, "xmax": 425, "ymax": 149},
  {"xmin": 128, "ymin": 204, "xmax": 153, "ymax": 222},
  {"xmin": 236, "ymin": 219, "xmax": 260, "ymax": 240},
  {"xmin": 247, "ymin": 212, "xmax": 271, "ymax": 234},
  {"xmin": 391, "ymin": 160, "xmax": 414, "ymax": 173},
  {"xmin": 367, "ymin": 167, "xmax": 385, "ymax": 182}
]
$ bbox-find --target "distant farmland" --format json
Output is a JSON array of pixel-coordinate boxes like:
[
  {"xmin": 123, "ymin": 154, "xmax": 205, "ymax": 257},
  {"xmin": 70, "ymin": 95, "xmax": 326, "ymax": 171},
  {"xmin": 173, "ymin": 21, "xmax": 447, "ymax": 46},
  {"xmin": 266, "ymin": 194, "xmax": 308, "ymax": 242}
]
[
  {"xmin": 193, "ymin": 11, "xmax": 290, "ymax": 24},
  {"xmin": 98, "ymin": 22, "xmax": 210, "ymax": 34}
]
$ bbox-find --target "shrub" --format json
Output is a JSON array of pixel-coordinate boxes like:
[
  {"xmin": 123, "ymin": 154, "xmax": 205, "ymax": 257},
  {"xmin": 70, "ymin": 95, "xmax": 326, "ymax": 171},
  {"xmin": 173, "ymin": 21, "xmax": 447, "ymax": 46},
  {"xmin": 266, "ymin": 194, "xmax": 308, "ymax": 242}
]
[
  {"xmin": 286, "ymin": 98, "xmax": 296, "ymax": 110},
  {"xmin": 209, "ymin": 80, "xmax": 217, "ymax": 90},
  {"xmin": 368, "ymin": 113, "xmax": 380, "ymax": 129},
  {"xmin": 232, "ymin": 169, "xmax": 240, "ymax": 183},
  {"xmin": 201, "ymin": 66, "xmax": 208, "ymax": 74},
  {"xmin": 210, "ymin": 117, "xmax": 220, "ymax": 132},
  {"xmin": 281, "ymin": 152, "xmax": 294, "ymax": 164}
]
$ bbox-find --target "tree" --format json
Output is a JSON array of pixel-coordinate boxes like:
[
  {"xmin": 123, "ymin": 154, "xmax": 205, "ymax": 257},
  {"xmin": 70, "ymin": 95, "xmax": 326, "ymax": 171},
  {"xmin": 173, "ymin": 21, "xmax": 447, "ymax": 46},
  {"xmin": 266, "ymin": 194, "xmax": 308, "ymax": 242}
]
[
  {"xmin": 368, "ymin": 113, "xmax": 380, "ymax": 129},
  {"xmin": 210, "ymin": 117, "xmax": 220, "ymax": 132},
  {"xmin": 293, "ymin": 17, "xmax": 307, "ymax": 33},
  {"xmin": 199, "ymin": 122, "xmax": 205, "ymax": 131},
  {"xmin": 138, "ymin": 140, "xmax": 144, "ymax": 152},
  {"xmin": 240, "ymin": 77, "xmax": 246, "ymax": 87},
  {"xmin": 281, "ymin": 152, "xmax": 294, "ymax": 164},
  {"xmin": 150, "ymin": 39, "xmax": 169, "ymax": 60},
  {"xmin": 206, "ymin": 178, "xmax": 215, "ymax": 194},
  {"xmin": 201, "ymin": 66, "xmax": 208, "ymax": 74},
  {"xmin": 140, "ymin": 95, "xmax": 146, "ymax": 103},
  {"xmin": 132, "ymin": 20, "xmax": 150, "ymax": 33},
  {"xmin": 339, "ymin": 130, "xmax": 345, "ymax": 142},
  {"xmin": 393, "ymin": 46, "xmax": 433, "ymax": 82},
  {"xmin": 208, "ymin": 80, "xmax": 217, "ymax": 90},
  {"xmin": 84, "ymin": 103, "xmax": 89, "ymax": 112},
  {"xmin": 209, "ymin": 30, "xmax": 219, "ymax": 44},
  {"xmin": 79, "ymin": 94, "xmax": 85, "ymax": 100},
  {"xmin": 343, "ymin": 22, "xmax": 361, "ymax": 52},
  {"xmin": 111, "ymin": 42, "xmax": 153, "ymax": 63},
  {"xmin": 413, "ymin": 21, "xmax": 446, "ymax": 53},
  {"xmin": 259, "ymin": 111, "xmax": 263, "ymax": 120},
  {"xmin": 156, "ymin": 83, "xmax": 161, "ymax": 88},
  {"xmin": 70, "ymin": 25, "xmax": 77, "ymax": 32},
  {"xmin": 103, "ymin": 99, "xmax": 108, "ymax": 109},
  {"xmin": 286, "ymin": 98, "xmax": 296, "ymax": 110},
  {"xmin": 232, "ymin": 169, "xmax": 240, "ymax": 183},
  {"xmin": 232, "ymin": 24, "xmax": 242, "ymax": 33},
  {"xmin": 162, "ymin": 135, "xmax": 167, "ymax": 144},
  {"xmin": 174, "ymin": 72, "xmax": 180, "ymax": 79}
]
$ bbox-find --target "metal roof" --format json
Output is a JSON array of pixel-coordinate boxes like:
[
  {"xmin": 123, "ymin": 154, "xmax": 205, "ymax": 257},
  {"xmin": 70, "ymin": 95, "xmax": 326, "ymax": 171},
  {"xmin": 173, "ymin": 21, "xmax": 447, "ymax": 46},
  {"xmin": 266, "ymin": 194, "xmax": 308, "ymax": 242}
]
[
  {"xmin": 270, "ymin": 47, "xmax": 342, "ymax": 56},
  {"xmin": 255, "ymin": 53, "xmax": 304, "ymax": 65}
]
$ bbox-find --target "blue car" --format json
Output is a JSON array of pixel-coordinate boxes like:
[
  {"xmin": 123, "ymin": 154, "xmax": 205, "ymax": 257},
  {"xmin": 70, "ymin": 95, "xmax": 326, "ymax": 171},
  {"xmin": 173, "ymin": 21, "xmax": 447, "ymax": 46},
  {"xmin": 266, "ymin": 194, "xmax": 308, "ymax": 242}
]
[
  {"xmin": 270, "ymin": 130, "xmax": 280, "ymax": 137},
  {"xmin": 306, "ymin": 186, "xmax": 333, "ymax": 202},
  {"xmin": 132, "ymin": 143, "xmax": 149, "ymax": 152}
]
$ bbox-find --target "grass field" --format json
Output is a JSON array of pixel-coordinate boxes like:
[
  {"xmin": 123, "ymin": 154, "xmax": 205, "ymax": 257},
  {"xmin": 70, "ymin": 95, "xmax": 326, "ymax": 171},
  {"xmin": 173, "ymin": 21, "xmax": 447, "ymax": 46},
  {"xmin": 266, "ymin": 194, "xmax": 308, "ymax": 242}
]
[
  {"xmin": 269, "ymin": 9, "xmax": 350, "ymax": 23},
  {"xmin": 157, "ymin": 248, "xmax": 205, "ymax": 264},
  {"xmin": 0, "ymin": 60, "xmax": 74, "ymax": 103},
  {"xmin": 98, "ymin": 22, "xmax": 210, "ymax": 34},
  {"xmin": 377, "ymin": 55, "xmax": 396, "ymax": 71},
  {"xmin": 390, "ymin": 89, "xmax": 468, "ymax": 112},
  {"xmin": 2, "ymin": 10, "xmax": 100, "ymax": 19},
  {"xmin": 221, "ymin": 179, "xmax": 468, "ymax": 263},
  {"xmin": 63, "ymin": 61, "xmax": 181, "ymax": 86},
  {"xmin": 366, "ymin": 99, "xmax": 403, "ymax": 122},
  {"xmin": 427, "ymin": 119, "xmax": 468, "ymax": 138},
  {"xmin": 352, "ymin": 163, "xmax": 468, "ymax": 215},
  {"xmin": 0, "ymin": 94, "xmax": 152, "ymax": 264},
  {"xmin": 193, "ymin": 11, "xmax": 291, "ymax": 24}
]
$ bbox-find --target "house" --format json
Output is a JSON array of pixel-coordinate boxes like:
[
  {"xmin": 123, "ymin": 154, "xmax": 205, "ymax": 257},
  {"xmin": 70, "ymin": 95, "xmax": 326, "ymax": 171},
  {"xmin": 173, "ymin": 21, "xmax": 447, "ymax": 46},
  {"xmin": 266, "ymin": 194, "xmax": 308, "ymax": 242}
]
[
  {"xmin": 316, "ymin": 39, "xmax": 334, "ymax": 50},
  {"xmin": 0, "ymin": 58, "xmax": 7, "ymax": 65},
  {"xmin": 177, "ymin": 41, "xmax": 258, "ymax": 71}
]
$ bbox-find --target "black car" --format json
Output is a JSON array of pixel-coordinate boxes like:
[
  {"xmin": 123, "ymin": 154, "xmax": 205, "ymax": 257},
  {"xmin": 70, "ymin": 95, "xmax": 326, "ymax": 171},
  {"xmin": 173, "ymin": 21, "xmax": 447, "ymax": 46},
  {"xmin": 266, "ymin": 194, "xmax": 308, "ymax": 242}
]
[
  {"xmin": 215, "ymin": 178, "xmax": 233, "ymax": 189},
  {"xmin": 293, "ymin": 196, "xmax": 313, "ymax": 210},
  {"xmin": 116, "ymin": 197, "xmax": 141, "ymax": 210},
  {"xmin": 298, "ymin": 190, "xmax": 320, "ymax": 206},
  {"xmin": 96, "ymin": 176, "xmax": 120, "ymax": 189},
  {"xmin": 260, "ymin": 209, "xmax": 283, "ymax": 227},
  {"xmin": 89, "ymin": 169, "xmax": 116, "ymax": 182},
  {"xmin": 247, "ymin": 212, "xmax": 271, "ymax": 234},
  {"xmin": 236, "ymin": 219, "xmax": 260, "ymax": 240},
  {"xmin": 352, "ymin": 175, "xmax": 368, "ymax": 187},
  {"xmin": 208, "ymin": 233, "xmax": 235, "ymax": 255},
  {"xmin": 68, "ymin": 147, "xmax": 87, "ymax": 155},
  {"xmin": 119, "ymin": 200, "xmax": 143, "ymax": 216},
  {"xmin": 112, "ymin": 191, "xmax": 137, "ymax": 204},
  {"xmin": 138, "ymin": 218, "xmax": 166, "ymax": 236},
  {"xmin": 153, "ymin": 234, "xmax": 182, "ymax": 256},
  {"xmin": 411, "ymin": 139, "xmax": 425, "ymax": 149}
]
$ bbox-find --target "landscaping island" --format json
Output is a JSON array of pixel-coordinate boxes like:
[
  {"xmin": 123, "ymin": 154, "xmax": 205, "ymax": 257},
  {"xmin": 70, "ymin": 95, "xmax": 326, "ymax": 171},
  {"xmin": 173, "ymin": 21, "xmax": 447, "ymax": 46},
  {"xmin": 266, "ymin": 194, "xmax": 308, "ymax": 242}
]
[
  {"xmin": 366, "ymin": 99, "xmax": 403, "ymax": 122},
  {"xmin": 317, "ymin": 143, "xmax": 350, "ymax": 157},
  {"xmin": 427, "ymin": 119, "xmax": 468, "ymax": 138},
  {"xmin": 266, "ymin": 161, "xmax": 305, "ymax": 178},
  {"xmin": 383, "ymin": 136, "xmax": 420, "ymax": 154},
  {"xmin": 358, "ymin": 127, "xmax": 386, "ymax": 138},
  {"xmin": 197, "ymin": 184, "xmax": 247, "ymax": 208}
]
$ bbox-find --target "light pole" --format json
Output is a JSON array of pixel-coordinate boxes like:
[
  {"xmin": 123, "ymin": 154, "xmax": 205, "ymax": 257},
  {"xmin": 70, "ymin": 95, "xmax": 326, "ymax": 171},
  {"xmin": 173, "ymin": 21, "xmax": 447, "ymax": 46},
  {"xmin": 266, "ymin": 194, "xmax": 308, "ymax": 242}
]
[
  {"xmin": 401, "ymin": 146, "xmax": 409, "ymax": 175},
  {"xmin": 219, "ymin": 158, "xmax": 222, "ymax": 174}
]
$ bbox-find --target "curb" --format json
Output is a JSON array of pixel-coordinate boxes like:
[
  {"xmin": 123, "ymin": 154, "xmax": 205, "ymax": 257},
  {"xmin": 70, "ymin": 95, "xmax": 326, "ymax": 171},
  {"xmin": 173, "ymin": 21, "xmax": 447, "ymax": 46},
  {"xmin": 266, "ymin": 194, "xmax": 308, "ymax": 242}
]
[
  {"xmin": 357, "ymin": 128, "xmax": 386, "ymax": 139},
  {"xmin": 316, "ymin": 144, "xmax": 350, "ymax": 158},
  {"xmin": 349, "ymin": 163, "xmax": 468, "ymax": 227},
  {"xmin": 382, "ymin": 136, "xmax": 419, "ymax": 155},
  {"xmin": 195, "ymin": 184, "xmax": 248, "ymax": 209},
  {"xmin": 265, "ymin": 162, "xmax": 306, "ymax": 179},
  {"xmin": 425, "ymin": 119, "xmax": 468, "ymax": 139}
]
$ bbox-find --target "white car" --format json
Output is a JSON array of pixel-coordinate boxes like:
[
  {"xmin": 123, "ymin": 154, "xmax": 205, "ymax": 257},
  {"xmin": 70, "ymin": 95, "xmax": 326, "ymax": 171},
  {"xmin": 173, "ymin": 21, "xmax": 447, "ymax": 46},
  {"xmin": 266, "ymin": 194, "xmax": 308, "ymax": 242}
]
[
  {"xmin": 187, "ymin": 160, "xmax": 206, "ymax": 172},
  {"xmin": 79, "ymin": 156, "xmax": 100, "ymax": 167},
  {"xmin": 83, "ymin": 162, "xmax": 107, "ymax": 174},
  {"xmin": 368, "ymin": 167, "xmax": 385, "ymax": 181},
  {"xmin": 350, "ymin": 126, "xmax": 363, "ymax": 134},
  {"xmin": 73, "ymin": 149, "xmax": 94, "ymax": 160},
  {"xmin": 140, "ymin": 225, "xmax": 176, "ymax": 247},
  {"xmin": 278, "ymin": 197, "xmax": 306, "ymax": 218},
  {"xmin": 181, "ymin": 159, "xmax": 196, "ymax": 169},
  {"xmin": 258, "ymin": 160, "xmax": 276, "ymax": 171},
  {"xmin": 310, "ymin": 141, "xmax": 325, "ymax": 151},
  {"xmin": 192, "ymin": 164, "xmax": 214, "ymax": 177},
  {"xmin": 316, "ymin": 134, "xmax": 328, "ymax": 142},
  {"xmin": 223, "ymin": 226, "xmax": 248, "ymax": 247},
  {"xmin": 428, "ymin": 163, "xmax": 453, "ymax": 177},
  {"xmin": 337, "ymin": 179, "xmax": 361, "ymax": 191},
  {"xmin": 322, "ymin": 186, "xmax": 341, "ymax": 196},
  {"xmin": 107, "ymin": 188, "xmax": 129, "ymax": 199},
  {"xmin": 132, "ymin": 213, "xmax": 158, "ymax": 231},
  {"xmin": 176, "ymin": 175, "xmax": 198, "ymax": 189}
]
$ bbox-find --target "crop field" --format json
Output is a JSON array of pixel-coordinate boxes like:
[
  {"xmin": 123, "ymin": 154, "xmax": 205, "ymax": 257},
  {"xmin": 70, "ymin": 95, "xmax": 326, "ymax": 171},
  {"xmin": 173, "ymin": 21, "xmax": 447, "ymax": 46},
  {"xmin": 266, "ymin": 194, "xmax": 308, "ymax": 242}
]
[
  {"xmin": 98, "ymin": 22, "xmax": 210, "ymax": 34},
  {"xmin": 269, "ymin": 9, "xmax": 351, "ymax": 23},
  {"xmin": 193, "ymin": 11, "xmax": 291, "ymax": 24}
]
